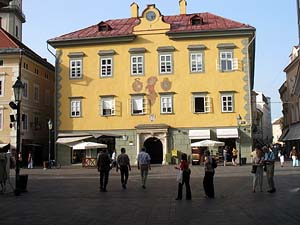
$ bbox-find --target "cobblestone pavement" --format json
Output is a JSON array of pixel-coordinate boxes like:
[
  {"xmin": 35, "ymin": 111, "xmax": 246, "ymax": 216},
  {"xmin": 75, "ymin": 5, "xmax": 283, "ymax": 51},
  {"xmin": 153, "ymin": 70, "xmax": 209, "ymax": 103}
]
[{"xmin": 1, "ymin": 162, "xmax": 300, "ymax": 225}]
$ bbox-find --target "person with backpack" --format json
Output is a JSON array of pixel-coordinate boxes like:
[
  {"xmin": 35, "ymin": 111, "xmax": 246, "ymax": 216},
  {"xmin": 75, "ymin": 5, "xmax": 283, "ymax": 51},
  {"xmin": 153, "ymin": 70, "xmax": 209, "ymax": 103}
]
[{"xmin": 203, "ymin": 150, "xmax": 216, "ymax": 198}]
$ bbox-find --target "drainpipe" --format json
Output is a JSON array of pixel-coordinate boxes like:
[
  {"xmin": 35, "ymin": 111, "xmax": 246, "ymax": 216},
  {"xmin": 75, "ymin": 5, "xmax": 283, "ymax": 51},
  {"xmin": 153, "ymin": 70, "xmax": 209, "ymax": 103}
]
[{"xmin": 47, "ymin": 43, "xmax": 57, "ymax": 161}]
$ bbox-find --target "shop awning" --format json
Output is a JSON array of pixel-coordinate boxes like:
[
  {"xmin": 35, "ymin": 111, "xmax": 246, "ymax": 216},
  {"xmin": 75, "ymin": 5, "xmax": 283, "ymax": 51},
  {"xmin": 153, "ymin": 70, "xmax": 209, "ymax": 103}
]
[
  {"xmin": 0, "ymin": 143, "xmax": 9, "ymax": 148},
  {"xmin": 283, "ymin": 123, "xmax": 300, "ymax": 141},
  {"xmin": 278, "ymin": 128, "xmax": 289, "ymax": 142},
  {"xmin": 56, "ymin": 136, "xmax": 93, "ymax": 146},
  {"xmin": 216, "ymin": 128, "xmax": 239, "ymax": 138},
  {"xmin": 188, "ymin": 130, "xmax": 210, "ymax": 139}
]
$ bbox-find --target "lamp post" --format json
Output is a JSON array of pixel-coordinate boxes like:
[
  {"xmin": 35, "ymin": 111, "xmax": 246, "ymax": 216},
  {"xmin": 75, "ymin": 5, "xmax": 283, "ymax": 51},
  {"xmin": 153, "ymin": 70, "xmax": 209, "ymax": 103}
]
[
  {"xmin": 237, "ymin": 114, "xmax": 242, "ymax": 166},
  {"xmin": 12, "ymin": 77, "xmax": 24, "ymax": 195},
  {"xmin": 48, "ymin": 119, "xmax": 53, "ymax": 167}
]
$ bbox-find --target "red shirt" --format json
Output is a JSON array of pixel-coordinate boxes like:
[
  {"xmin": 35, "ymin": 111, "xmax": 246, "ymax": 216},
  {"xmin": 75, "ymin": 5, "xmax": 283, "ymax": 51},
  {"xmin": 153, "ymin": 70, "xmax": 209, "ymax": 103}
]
[{"xmin": 179, "ymin": 160, "xmax": 189, "ymax": 170}]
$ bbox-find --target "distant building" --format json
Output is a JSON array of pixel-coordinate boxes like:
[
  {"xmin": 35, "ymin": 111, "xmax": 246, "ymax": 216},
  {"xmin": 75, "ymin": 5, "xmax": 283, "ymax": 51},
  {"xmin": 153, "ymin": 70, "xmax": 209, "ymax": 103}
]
[
  {"xmin": 279, "ymin": 46, "xmax": 300, "ymax": 151},
  {"xmin": 272, "ymin": 117, "xmax": 283, "ymax": 144},
  {"xmin": 0, "ymin": 0, "xmax": 25, "ymax": 41},
  {"xmin": 252, "ymin": 91, "xmax": 272, "ymax": 146},
  {"xmin": 48, "ymin": 0, "xmax": 256, "ymax": 165}
]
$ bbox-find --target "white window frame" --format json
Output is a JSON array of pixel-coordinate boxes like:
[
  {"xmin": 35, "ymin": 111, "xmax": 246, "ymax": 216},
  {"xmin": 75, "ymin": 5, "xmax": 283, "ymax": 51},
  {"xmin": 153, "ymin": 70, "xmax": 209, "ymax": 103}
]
[
  {"xmin": 100, "ymin": 96, "xmax": 115, "ymax": 116},
  {"xmin": 45, "ymin": 89, "xmax": 50, "ymax": 106},
  {"xmin": 70, "ymin": 99, "xmax": 81, "ymax": 117},
  {"xmin": 190, "ymin": 52, "xmax": 203, "ymax": 73},
  {"xmin": 160, "ymin": 95, "xmax": 173, "ymax": 114},
  {"xmin": 0, "ymin": 108, "xmax": 3, "ymax": 131},
  {"xmin": 33, "ymin": 84, "xmax": 40, "ymax": 102},
  {"xmin": 22, "ymin": 79, "xmax": 28, "ymax": 100},
  {"xmin": 22, "ymin": 113, "xmax": 28, "ymax": 131},
  {"xmin": 0, "ymin": 76, "xmax": 4, "ymax": 97},
  {"xmin": 131, "ymin": 96, "xmax": 146, "ymax": 115},
  {"xmin": 131, "ymin": 55, "xmax": 144, "ymax": 75},
  {"xmin": 221, "ymin": 94, "xmax": 234, "ymax": 112},
  {"xmin": 193, "ymin": 95, "xmax": 210, "ymax": 113},
  {"xmin": 69, "ymin": 59, "xmax": 83, "ymax": 79},
  {"xmin": 160, "ymin": 54, "xmax": 172, "ymax": 74},
  {"xmin": 100, "ymin": 57, "xmax": 113, "ymax": 77}
]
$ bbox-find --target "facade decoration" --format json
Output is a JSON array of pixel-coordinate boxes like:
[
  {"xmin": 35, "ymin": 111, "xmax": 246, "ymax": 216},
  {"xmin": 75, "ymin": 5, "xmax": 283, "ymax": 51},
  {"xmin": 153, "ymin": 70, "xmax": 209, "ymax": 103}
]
[
  {"xmin": 145, "ymin": 76, "xmax": 158, "ymax": 106},
  {"xmin": 161, "ymin": 78, "xmax": 172, "ymax": 91}
]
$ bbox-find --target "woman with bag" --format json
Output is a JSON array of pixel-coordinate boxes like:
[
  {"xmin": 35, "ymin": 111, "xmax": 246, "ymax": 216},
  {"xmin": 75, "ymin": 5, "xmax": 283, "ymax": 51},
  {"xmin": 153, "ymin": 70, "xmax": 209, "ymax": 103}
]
[
  {"xmin": 174, "ymin": 153, "xmax": 191, "ymax": 200},
  {"xmin": 252, "ymin": 148, "xmax": 264, "ymax": 193}
]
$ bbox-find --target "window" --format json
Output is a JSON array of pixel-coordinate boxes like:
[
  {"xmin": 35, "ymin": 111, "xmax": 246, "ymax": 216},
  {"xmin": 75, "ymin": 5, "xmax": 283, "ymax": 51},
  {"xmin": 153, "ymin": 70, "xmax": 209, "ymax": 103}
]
[
  {"xmin": 101, "ymin": 58, "xmax": 113, "ymax": 77},
  {"xmin": 0, "ymin": 109, "xmax": 3, "ymax": 131},
  {"xmin": 193, "ymin": 95, "xmax": 210, "ymax": 113},
  {"xmin": 160, "ymin": 95, "xmax": 173, "ymax": 113},
  {"xmin": 0, "ymin": 77, "xmax": 4, "ymax": 97},
  {"xmin": 69, "ymin": 59, "xmax": 82, "ymax": 78},
  {"xmin": 34, "ymin": 84, "xmax": 39, "ymax": 102},
  {"xmin": 160, "ymin": 54, "xmax": 172, "ymax": 74},
  {"xmin": 131, "ymin": 95, "xmax": 146, "ymax": 115},
  {"xmin": 0, "ymin": 60, "xmax": 3, "ymax": 66},
  {"xmin": 22, "ymin": 113, "xmax": 28, "ymax": 131},
  {"xmin": 131, "ymin": 55, "xmax": 144, "ymax": 75},
  {"xmin": 100, "ymin": 97, "xmax": 115, "ymax": 116},
  {"xmin": 45, "ymin": 89, "xmax": 50, "ymax": 106},
  {"xmin": 23, "ymin": 80, "xmax": 28, "ymax": 99},
  {"xmin": 70, "ymin": 99, "xmax": 81, "ymax": 117},
  {"xmin": 190, "ymin": 53, "xmax": 203, "ymax": 73},
  {"xmin": 33, "ymin": 115, "xmax": 40, "ymax": 130},
  {"xmin": 221, "ymin": 94, "xmax": 233, "ymax": 112},
  {"xmin": 220, "ymin": 51, "xmax": 233, "ymax": 71}
]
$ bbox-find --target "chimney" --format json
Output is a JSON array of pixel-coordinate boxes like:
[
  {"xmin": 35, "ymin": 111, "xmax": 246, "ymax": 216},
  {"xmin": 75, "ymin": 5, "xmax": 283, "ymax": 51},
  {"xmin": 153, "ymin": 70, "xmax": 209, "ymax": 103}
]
[
  {"xmin": 131, "ymin": 2, "xmax": 139, "ymax": 18},
  {"xmin": 179, "ymin": 0, "xmax": 187, "ymax": 15}
]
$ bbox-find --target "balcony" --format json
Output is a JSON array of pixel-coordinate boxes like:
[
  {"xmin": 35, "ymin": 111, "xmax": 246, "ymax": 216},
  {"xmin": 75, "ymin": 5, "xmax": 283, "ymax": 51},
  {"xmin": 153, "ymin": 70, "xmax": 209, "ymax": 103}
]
[{"xmin": 0, "ymin": 0, "xmax": 12, "ymax": 8}]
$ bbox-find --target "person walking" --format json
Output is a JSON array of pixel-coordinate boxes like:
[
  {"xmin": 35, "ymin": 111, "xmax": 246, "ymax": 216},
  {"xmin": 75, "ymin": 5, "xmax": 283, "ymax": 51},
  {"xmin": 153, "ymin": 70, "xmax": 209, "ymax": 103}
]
[
  {"xmin": 174, "ymin": 153, "xmax": 192, "ymax": 200},
  {"xmin": 203, "ymin": 150, "xmax": 215, "ymax": 198},
  {"xmin": 97, "ymin": 149, "xmax": 111, "ymax": 192},
  {"xmin": 289, "ymin": 146, "xmax": 298, "ymax": 167},
  {"xmin": 278, "ymin": 147, "xmax": 285, "ymax": 167},
  {"xmin": 232, "ymin": 147, "xmax": 238, "ymax": 166},
  {"xmin": 263, "ymin": 146, "xmax": 276, "ymax": 193},
  {"xmin": 223, "ymin": 146, "xmax": 228, "ymax": 166},
  {"xmin": 116, "ymin": 148, "xmax": 131, "ymax": 189},
  {"xmin": 252, "ymin": 148, "xmax": 264, "ymax": 193},
  {"xmin": 27, "ymin": 152, "xmax": 33, "ymax": 169},
  {"xmin": 137, "ymin": 147, "xmax": 151, "ymax": 189},
  {"xmin": 111, "ymin": 149, "xmax": 117, "ymax": 168}
]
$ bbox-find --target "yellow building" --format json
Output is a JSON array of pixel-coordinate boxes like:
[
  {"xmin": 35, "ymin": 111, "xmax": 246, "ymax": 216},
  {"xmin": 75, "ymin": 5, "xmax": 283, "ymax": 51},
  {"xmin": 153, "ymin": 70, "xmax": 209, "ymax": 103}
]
[
  {"xmin": 0, "ymin": 27, "xmax": 55, "ymax": 165},
  {"xmin": 48, "ymin": 0, "xmax": 255, "ymax": 165}
]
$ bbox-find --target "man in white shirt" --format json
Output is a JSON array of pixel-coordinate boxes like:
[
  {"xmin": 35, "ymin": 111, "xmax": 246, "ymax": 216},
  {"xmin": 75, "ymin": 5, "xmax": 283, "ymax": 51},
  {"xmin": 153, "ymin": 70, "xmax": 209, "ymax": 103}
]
[{"xmin": 137, "ymin": 147, "xmax": 151, "ymax": 189}]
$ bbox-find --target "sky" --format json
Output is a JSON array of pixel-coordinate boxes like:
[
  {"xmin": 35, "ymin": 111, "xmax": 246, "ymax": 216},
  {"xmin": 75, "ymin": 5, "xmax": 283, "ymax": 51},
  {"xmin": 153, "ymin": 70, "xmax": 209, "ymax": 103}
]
[{"xmin": 22, "ymin": 0, "xmax": 298, "ymax": 121}]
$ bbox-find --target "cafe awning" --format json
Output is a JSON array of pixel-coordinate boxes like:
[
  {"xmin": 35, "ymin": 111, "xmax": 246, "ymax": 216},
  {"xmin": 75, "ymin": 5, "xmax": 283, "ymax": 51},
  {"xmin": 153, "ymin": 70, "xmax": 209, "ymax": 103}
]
[
  {"xmin": 56, "ymin": 136, "xmax": 93, "ymax": 146},
  {"xmin": 216, "ymin": 128, "xmax": 239, "ymax": 138},
  {"xmin": 283, "ymin": 123, "xmax": 300, "ymax": 141},
  {"xmin": 188, "ymin": 130, "xmax": 210, "ymax": 139}
]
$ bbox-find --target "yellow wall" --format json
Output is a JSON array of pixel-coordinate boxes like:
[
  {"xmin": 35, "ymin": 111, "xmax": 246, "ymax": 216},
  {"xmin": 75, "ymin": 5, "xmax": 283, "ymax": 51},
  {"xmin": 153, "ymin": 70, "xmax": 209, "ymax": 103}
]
[{"xmin": 57, "ymin": 34, "xmax": 249, "ymax": 131}]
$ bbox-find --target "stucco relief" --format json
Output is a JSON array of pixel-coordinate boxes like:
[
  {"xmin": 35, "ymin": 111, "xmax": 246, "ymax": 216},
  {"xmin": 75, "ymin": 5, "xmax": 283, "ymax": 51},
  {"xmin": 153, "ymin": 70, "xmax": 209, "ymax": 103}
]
[
  {"xmin": 160, "ymin": 78, "xmax": 172, "ymax": 91},
  {"xmin": 146, "ymin": 76, "xmax": 158, "ymax": 106},
  {"xmin": 132, "ymin": 78, "xmax": 143, "ymax": 92}
]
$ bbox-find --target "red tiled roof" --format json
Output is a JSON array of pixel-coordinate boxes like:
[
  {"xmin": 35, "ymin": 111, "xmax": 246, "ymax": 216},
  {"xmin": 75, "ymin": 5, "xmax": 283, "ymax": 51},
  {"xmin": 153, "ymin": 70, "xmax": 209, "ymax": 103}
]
[
  {"xmin": 49, "ymin": 12, "xmax": 254, "ymax": 42},
  {"xmin": 0, "ymin": 27, "xmax": 54, "ymax": 70}
]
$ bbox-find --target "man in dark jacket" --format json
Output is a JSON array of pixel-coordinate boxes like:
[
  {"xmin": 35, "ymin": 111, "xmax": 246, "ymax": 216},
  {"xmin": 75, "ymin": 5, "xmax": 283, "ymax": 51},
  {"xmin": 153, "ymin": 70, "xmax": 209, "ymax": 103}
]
[{"xmin": 97, "ymin": 149, "xmax": 111, "ymax": 192}]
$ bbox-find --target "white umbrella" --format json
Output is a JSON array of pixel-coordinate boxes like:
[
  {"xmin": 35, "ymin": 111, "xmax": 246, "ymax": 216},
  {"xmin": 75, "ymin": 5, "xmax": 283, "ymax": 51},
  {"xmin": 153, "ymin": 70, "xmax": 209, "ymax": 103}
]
[
  {"xmin": 72, "ymin": 142, "xmax": 107, "ymax": 150},
  {"xmin": 191, "ymin": 140, "xmax": 225, "ymax": 147}
]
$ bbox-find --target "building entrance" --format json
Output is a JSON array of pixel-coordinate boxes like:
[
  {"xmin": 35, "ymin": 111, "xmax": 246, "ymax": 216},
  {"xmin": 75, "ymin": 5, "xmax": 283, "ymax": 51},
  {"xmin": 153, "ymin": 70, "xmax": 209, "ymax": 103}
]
[{"xmin": 144, "ymin": 137, "xmax": 163, "ymax": 164}]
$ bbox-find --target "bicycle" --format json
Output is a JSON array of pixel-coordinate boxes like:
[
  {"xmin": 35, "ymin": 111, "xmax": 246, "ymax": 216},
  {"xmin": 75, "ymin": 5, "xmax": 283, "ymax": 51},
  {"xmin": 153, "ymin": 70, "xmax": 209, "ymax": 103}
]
[{"xmin": 48, "ymin": 160, "xmax": 61, "ymax": 169}]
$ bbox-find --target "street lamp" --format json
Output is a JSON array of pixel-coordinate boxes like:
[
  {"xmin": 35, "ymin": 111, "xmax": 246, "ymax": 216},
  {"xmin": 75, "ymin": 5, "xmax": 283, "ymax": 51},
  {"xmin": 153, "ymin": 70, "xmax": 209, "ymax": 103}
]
[
  {"xmin": 237, "ymin": 114, "xmax": 242, "ymax": 166},
  {"xmin": 12, "ymin": 77, "xmax": 24, "ymax": 195},
  {"xmin": 48, "ymin": 119, "xmax": 53, "ymax": 167}
]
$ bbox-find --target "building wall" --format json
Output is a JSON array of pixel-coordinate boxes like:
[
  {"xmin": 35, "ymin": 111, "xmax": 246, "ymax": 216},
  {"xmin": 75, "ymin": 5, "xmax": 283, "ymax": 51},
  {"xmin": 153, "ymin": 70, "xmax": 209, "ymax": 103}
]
[{"xmin": 57, "ymin": 36, "xmax": 249, "ymax": 131}]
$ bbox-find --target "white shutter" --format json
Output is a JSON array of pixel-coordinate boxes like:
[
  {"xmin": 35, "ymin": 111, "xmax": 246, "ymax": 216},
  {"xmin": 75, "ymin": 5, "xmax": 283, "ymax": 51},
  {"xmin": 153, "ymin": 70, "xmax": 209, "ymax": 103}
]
[
  {"xmin": 232, "ymin": 58, "xmax": 238, "ymax": 70},
  {"xmin": 191, "ymin": 96, "xmax": 195, "ymax": 113},
  {"xmin": 111, "ymin": 99, "xmax": 116, "ymax": 115},
  {"xmin": 205, "ymin": 96, "xmax": 211, "ymax": 112},
  {"xmin": 216, "ymin": 59, "xmax": 220, "ymax": 71}
]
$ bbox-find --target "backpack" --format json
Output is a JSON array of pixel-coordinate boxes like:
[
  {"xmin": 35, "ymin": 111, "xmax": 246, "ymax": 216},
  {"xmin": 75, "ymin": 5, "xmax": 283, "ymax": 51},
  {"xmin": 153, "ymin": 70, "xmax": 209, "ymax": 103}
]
[{"xmin": 211, "ymin": 158, "xmax": 217, "ymax": 169}]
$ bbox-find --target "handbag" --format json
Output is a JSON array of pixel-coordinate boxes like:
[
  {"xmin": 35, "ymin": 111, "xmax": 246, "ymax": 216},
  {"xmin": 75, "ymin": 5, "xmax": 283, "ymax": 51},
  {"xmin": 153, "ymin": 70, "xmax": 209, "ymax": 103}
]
[
  {"xmin": 176, "ymin": 170, "xmax": 183, "ymax": 184},
  {"xmin": 251, "ymin": 165, "xmax": 257, "ymax": 174}
]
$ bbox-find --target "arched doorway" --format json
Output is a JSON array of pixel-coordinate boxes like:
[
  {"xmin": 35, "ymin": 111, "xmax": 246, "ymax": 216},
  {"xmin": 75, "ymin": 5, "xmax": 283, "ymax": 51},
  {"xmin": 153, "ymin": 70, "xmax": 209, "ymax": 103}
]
[{"xmin": 144, "ymin": 137, "xmax": 163, "ymax": 164}]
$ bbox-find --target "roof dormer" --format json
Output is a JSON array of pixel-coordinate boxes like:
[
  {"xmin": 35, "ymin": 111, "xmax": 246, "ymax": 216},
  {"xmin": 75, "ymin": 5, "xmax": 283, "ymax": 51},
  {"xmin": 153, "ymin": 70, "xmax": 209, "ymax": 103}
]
[
  {"xmin": 98, "ymin": 21, "xmax": 112, "ymax": 32},
  {"xmin": 190, "ymin": 15, "xmax": 204, "ymax": 25}
]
